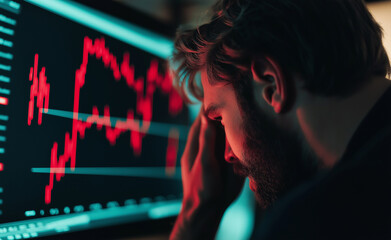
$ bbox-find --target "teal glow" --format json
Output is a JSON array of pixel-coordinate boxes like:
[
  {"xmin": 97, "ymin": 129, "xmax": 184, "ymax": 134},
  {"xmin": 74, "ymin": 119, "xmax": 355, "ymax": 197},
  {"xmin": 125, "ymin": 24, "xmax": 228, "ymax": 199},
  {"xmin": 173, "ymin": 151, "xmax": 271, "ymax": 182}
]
[
  {"xmin": 0, "ymin": 0, "xmax": 20, "ymax": 14},
  {"xmin": 0, "ymin": 114, "xmax": 9, "ymax": 121},
  {"xmin": 45, "ymin": 215, "xmax": 90, "ymax": 229},
  {"xmin": 9, "ymin": 1, "xmax": 20, "ymax": 10},
  {"xmin": 0, "ymin": 148, "xmax": 4, "ymax": 154},
  {"xmin": 0, "ymin": 38, "xmax": 13, "ymax": 48},
  {"xmin": 107, "ymin": 201, "xmax": 120, "ymax": 208},
  {"xmin": 148, "ymin": 202, "xmax": 182, "ymax": 219},
  {"xmin": 64, "ymin": 207, "xmax": 71, "ymax": 214},
  {"xmin": 0, "ymin": 125, "xmax": 6, "ymax": 131},
  {"xmin": 0, "ymin": 64, "xmax": 11, "ymax": 71},
  {"xmin": 25, "ymin": 0, "xmax": 173, "ymax": 59},
  {"xmin": 0, "ymin": 75, "xmax": 9, "ymax": 83},
  {"xmin": 0, "ymin": 200, "xmax": 183, "ymax": 237},
  {"xmin": 25, "ymin": 211, "xmax": 36, "ymax": 217},
  {"xmin": 74, "ymin": 205, "xmax": 84, "ymax": 213},
  {"xmin": 0, "ymin": 88, "xmax": 10, "ymax": 95},
  {"xmin": 124, "ymin": 199, "xmax": 136, "ymax": 206},
  {"xmin": 31, "ymin": 167, "xmax": 182, "ymax": 179},
  {"xmin": 188, "ymin": 103, "xmax": 201, "ymax": 122},
  {"xmin": 49, "ymin": 208, "xmax": 60, "ymax": 215},
  {"xmin": 0, "ymin": 187, "xmax": 2, "ymax": 193},
  {"xmin": 0, "ymin": 51, "xmax": 13, "ymax": 60},
  {"xmin": 0, "ymin": 136, "xmax": 6, "ymax": 142},
  {"xmin": 216, "ymin": 178, "xmax": 255, "ymax": 240},
  {"xmin": 0, "ymin": 26, "xmax": 14, "ymax": 36},
  {"xmin": 42, "ymin": 108, "xmax": 189, "ymax": 139},
  {"xmin": 89, "ymin": 203, "xmax": 102, "ymax": 211},
  {"xmin": 22, "ymin": 233, "xmax": 30, "ymax": 238},
  {"xmin": 0, "ymin": 14, "xmax": 16, "ymax": 25}
]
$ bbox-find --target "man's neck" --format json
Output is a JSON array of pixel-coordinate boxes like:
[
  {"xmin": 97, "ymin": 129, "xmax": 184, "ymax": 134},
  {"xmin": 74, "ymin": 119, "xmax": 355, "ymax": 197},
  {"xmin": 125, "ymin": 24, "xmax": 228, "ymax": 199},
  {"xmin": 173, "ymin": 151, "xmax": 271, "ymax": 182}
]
[{"xmin": 294, "ymin": 76, "xmax": 391, "ymax": 168}]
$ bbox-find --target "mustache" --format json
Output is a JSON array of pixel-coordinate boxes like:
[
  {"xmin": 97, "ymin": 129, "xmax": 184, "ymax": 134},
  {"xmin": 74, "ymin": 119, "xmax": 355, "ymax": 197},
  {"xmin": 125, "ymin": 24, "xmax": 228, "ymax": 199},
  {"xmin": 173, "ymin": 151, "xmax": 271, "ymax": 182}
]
[{"xmin": 232, "ymin": 162, "xmax": 250, "ymax": 177}]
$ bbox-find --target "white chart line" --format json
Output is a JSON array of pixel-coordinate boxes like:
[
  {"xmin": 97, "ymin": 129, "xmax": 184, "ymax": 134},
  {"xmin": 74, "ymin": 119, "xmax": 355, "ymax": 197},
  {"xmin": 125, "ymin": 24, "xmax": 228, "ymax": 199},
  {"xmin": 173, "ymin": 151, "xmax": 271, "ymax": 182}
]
[
  {"xmin": 31, "ymin": 167, "xmax": 182, "ymax": 179},
  {"xmin": 41, "ymin": 108, "xmax": 189, "ymax": 139}
]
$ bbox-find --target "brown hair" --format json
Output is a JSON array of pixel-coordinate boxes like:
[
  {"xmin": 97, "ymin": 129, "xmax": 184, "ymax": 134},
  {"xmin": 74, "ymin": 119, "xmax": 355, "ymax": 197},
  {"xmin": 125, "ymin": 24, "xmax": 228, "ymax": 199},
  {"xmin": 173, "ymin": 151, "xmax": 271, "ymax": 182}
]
[{"xmin": 172, "ymin": 0, "xmax": 390, "ymax": 102}]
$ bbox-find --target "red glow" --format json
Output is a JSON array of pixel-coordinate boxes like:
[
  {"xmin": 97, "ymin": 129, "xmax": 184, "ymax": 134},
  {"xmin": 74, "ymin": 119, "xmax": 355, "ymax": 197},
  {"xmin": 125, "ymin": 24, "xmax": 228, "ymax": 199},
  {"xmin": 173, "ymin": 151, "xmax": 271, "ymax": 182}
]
[
  {"xmin": 27, "ymin": 37, "xmax": 183, "ymax": 204},
  {"xmin": 0, "ymin": 162, "xmax": 3, "ymax": 171},
  {"xmin": 28, "ymin": 54, "xmax": 50, "ymax": 125},
  {"xmin": 0, "ymin": 97, "xmax": 8, "ymax": 106}
]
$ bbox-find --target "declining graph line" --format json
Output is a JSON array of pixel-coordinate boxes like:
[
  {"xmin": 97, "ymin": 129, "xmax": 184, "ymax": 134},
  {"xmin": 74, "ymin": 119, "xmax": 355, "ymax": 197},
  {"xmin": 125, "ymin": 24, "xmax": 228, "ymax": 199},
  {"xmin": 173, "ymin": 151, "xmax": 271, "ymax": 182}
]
[{"xmin": 27, "ymin": 36, "xmax": 185, "ymax": 204}]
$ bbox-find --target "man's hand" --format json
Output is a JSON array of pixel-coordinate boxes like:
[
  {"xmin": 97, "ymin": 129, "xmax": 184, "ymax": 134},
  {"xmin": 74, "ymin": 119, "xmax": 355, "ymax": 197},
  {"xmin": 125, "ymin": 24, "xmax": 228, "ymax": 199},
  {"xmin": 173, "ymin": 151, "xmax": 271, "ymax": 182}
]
[{"xmin": 170, "ymin": 110, "xmax": 245, "ymax": 240}]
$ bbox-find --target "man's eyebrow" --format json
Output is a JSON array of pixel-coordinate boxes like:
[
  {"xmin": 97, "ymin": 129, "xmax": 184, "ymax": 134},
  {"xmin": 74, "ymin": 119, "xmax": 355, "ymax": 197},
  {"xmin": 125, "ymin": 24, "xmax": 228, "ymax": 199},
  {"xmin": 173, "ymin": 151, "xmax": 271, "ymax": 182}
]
[{"xmin": 204, "ymin": 103, "xmax": 224, "ymax": 119}]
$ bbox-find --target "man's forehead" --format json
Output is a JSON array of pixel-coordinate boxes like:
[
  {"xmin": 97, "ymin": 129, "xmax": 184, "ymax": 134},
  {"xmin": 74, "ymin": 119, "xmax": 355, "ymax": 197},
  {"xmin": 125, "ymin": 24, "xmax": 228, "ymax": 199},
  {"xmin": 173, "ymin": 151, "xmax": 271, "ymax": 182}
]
[
  {"xmin": 200, "ymin": 69, "xmax": 209, "ymax": 86},
  {"xmin": 201, "ymin": 71, "xmax": 221, "ymax": 98},
  {"xmin": 200, "ymin": 68, "xmax": 225, "ymax": 87}
]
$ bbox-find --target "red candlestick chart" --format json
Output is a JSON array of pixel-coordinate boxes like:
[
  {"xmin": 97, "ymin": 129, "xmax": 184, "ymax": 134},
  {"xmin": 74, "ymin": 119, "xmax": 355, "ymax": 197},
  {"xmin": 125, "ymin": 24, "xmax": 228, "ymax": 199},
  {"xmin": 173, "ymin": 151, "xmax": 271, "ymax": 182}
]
[
  {"xmin": 28, "ymin": 54, "xmax": 50, "ymax": 126},
  {"xmin": 27, "ymin": 36, "xmax": 184, "ymax": 204}
]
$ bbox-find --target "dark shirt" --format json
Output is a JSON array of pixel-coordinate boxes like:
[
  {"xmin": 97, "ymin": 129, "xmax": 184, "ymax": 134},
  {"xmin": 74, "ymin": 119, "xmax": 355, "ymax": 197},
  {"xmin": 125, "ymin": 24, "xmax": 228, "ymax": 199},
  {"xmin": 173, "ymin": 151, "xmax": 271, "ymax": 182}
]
[{"xmin": 255, "ymin": 87, "xmax": 391, "ymax": 239}]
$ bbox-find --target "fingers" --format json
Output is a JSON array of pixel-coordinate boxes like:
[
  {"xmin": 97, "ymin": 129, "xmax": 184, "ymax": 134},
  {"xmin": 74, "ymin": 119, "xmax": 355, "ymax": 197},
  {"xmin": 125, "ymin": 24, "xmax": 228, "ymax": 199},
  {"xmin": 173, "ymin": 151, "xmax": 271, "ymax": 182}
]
[
  {"xmin": 181, "ymin": 113, "xmax": 202, "ymax": 173},
  {"xmin": 196, "ymin": 113, "xmax": 218, "ymax": 170}
]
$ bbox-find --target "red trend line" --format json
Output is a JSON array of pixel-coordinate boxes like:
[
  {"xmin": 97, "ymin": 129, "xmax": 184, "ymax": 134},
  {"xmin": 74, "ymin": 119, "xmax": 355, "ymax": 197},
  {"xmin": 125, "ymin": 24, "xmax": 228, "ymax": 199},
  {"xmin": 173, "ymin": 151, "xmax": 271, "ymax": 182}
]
[
  {"xmin": 0, "ymin": 96, "xmax": 8, "ymax": 106},
  {"xmin": 39, "ymin": 37, "xmax": 183, "ymax": 204},
  {"xmin": 28, "ymin": 54, "xmax": 50, "ymax": 126}
]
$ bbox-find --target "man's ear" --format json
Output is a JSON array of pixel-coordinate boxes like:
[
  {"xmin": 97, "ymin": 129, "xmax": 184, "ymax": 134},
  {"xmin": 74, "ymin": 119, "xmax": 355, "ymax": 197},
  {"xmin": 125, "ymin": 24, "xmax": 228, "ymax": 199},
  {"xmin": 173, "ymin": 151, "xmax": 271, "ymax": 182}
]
[{"xmin": 251, "ymin": 56, "xmax": 288, "ymax": 114}]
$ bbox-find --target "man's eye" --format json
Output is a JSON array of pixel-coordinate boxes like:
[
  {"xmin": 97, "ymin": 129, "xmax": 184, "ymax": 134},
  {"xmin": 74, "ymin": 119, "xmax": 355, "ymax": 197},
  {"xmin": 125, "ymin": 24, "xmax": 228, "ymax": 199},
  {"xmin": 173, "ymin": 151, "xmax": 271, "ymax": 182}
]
[
  {"xmin": 213, "ymin": 116, "xmax": 225, "ymax": 128},
  {"xmin": 213, "ymin": 116, "xmax": 222, "ymax": 122},
  {"xmin": 215, "ymin": 118, "xmax": 226, "ymax": 129}
]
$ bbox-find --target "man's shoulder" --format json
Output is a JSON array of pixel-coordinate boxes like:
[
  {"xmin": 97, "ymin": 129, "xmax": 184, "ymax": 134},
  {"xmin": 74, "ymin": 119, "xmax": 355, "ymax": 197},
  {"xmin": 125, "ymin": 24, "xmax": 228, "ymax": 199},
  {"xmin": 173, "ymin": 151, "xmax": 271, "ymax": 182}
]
[
  {"xmin": 254, "ymin": 87, "xmax": 391, "ymax": 239},
  {"xmin": 255, "ymin": 140, "xmax": 391, "ymax": 240}
]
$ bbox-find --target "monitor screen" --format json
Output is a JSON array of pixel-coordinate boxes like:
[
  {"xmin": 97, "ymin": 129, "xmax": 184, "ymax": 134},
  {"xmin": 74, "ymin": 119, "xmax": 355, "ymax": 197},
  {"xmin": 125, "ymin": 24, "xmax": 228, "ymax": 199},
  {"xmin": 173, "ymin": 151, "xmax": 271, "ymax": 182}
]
[{"xmin": 0, "ymin": 0, "xmax": 189, "ymax": 238}]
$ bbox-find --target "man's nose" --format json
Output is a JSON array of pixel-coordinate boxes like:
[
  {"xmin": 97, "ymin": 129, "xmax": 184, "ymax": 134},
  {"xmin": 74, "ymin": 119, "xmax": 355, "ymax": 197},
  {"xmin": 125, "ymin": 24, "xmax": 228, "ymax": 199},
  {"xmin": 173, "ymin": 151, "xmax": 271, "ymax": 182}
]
[{"xmin": 224, "ymin": 138, "xmax": 238, "ymax": 163}]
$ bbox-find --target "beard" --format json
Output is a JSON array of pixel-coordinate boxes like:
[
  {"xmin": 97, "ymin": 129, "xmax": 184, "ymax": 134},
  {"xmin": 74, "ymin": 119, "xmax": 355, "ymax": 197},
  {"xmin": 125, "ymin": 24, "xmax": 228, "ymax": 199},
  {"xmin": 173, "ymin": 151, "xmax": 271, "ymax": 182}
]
[{"xmin": 232, "ymin": 76, "xmax": 319, "ymax": 209}]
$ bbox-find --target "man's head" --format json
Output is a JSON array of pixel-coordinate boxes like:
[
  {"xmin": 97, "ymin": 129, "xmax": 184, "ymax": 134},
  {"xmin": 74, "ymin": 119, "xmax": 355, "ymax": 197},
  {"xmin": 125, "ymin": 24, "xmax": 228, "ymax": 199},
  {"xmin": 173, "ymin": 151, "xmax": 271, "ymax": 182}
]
[{"xmin": 173, "ymin": 0, "xmax": 390, "ymax": 207}]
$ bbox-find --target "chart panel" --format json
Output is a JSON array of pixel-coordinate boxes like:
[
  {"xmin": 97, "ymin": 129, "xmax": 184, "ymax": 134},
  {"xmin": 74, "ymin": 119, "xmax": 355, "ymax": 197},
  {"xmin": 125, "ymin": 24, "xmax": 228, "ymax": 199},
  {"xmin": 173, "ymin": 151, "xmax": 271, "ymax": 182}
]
[{"xmin": 0, "ymin": 1, "xmax": 188, "ymax": 237}]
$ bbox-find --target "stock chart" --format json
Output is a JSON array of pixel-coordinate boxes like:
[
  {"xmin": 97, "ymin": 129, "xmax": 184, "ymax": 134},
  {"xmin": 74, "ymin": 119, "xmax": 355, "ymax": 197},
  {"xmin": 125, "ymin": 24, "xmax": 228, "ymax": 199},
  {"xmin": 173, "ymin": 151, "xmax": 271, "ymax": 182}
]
[{"xmin": 0, "ymin": 1, "xmax": 189, "ymax": 237}]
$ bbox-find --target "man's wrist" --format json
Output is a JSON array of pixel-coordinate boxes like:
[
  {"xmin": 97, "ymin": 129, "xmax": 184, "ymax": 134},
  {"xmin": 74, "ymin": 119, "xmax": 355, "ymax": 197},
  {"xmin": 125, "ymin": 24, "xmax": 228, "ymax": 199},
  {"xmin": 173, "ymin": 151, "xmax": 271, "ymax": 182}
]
[{"xmin": 170, "ymin": 200, "xmax": 226, "ymax": 240}]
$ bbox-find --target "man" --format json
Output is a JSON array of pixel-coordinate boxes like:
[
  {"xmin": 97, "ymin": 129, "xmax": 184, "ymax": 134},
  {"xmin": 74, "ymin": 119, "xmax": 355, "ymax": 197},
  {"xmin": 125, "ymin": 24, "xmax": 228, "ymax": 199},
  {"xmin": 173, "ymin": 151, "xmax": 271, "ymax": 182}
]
[{"xmin": 170, "ymin": 0, "xmax": 391, "ymax": 239}]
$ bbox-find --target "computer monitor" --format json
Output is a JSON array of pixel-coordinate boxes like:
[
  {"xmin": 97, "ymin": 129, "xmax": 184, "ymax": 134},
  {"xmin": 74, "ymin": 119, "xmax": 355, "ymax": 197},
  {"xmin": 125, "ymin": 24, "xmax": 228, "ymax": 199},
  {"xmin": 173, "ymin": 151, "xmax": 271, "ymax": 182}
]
[{"xmin": 0, "ymin": 0, "xmax": 189, "ymax": 238}]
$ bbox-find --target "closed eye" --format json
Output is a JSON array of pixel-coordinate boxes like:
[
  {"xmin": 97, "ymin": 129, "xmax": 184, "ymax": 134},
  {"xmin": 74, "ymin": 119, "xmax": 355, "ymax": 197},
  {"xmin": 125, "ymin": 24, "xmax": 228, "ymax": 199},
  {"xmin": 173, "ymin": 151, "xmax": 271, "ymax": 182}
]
[
  {"xmin": 213, "ymin": 117, "xmax": 225, "ymax": 129},
  {"xmin": 213, "ymin": 116, "xmax": 222, "ymax": 122}
]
